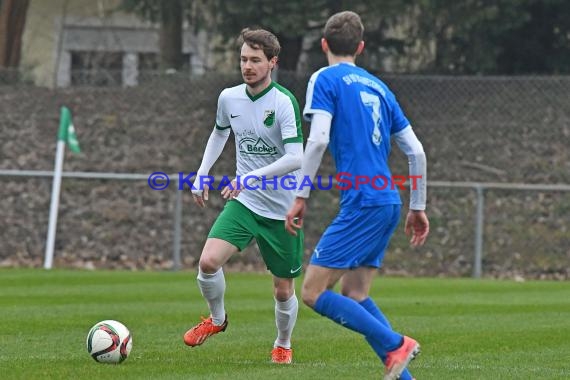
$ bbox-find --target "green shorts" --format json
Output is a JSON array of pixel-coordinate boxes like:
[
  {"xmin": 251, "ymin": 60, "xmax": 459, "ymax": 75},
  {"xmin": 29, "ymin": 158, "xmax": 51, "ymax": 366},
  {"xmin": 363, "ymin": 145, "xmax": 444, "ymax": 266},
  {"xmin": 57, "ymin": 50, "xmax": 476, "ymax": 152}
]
[{"xmin": 208, "ymin": 200, "xmax": 304, "ymax": 278}]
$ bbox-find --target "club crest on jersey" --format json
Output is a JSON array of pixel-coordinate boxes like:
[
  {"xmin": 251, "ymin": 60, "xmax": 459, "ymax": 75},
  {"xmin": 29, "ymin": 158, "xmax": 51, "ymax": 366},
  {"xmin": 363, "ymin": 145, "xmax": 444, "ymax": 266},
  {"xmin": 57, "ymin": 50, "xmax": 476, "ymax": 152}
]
[{"xmin": 263, "ymin": 110, "xmax": 275, "ymax": 127}]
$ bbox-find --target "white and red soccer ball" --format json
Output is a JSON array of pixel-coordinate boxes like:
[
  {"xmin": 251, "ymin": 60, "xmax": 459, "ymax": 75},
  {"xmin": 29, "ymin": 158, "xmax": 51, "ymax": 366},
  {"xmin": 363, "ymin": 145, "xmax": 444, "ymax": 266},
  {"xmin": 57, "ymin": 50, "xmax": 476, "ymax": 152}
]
[{"xmin": 86, "ymin": 320, "xmax": 132, "ymax": 364}]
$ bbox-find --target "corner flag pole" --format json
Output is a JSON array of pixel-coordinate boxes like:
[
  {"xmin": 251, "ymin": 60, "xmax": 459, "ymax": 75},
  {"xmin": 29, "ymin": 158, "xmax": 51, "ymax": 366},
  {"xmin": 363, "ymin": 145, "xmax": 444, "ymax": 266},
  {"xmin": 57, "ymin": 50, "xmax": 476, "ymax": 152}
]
[{"xmin": 44, "ymin": 107, "xmax": 80, "ymax": 270}]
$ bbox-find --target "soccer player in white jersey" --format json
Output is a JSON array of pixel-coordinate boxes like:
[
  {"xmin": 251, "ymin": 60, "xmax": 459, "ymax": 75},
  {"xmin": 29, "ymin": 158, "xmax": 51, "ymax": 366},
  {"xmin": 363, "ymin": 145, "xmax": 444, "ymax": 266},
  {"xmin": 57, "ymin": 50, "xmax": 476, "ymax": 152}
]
[
  {"xmin": 183, "ymin": 28, "xmax": 304, "ymax": 365},
  {"xmin": 285, "ymin": 11, "xmax": 429, "ymax": 380}
]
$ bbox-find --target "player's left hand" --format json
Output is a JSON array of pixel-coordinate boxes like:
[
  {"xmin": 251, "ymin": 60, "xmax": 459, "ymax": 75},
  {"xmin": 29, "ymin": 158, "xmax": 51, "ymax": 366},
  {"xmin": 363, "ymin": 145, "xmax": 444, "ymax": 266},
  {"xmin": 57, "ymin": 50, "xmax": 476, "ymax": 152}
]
[
  {"xmin": 221, "ymin": 179, "xmax": 241, "ymax": 200},
  {"xmin": 404, "ymin": 210, "xmax": 429, "ymax": 246},
  {"xmin": 285, "ymin": 197, "xmax": 307, "ymax": 236}
]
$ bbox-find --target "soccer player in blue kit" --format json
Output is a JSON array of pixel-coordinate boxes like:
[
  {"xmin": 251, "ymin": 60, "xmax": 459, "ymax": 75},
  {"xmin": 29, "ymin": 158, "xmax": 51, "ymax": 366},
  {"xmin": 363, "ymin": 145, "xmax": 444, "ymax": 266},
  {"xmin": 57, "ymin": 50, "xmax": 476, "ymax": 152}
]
[{"xmin": 285, "ymin": 11, "xmax": 429, "ymax": 380}]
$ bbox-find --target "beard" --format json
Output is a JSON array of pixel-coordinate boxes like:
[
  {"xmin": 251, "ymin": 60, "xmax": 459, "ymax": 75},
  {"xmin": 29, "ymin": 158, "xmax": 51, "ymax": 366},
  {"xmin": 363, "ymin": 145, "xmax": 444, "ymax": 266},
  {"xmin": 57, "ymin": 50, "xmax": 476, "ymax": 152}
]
[{"xmin": 242, "ymin": 70, "xmax": 271, "ymax": 89}]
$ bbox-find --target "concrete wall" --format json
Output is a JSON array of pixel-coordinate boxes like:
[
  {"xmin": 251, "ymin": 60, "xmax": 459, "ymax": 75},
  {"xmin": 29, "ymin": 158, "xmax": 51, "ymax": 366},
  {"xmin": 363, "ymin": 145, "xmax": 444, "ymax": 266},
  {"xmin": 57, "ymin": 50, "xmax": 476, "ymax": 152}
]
[
  {"xmin": 21, "ymin": 0, "xmax": 207, "ymax": 87},
  {"xmin": 22, "ymin": 0, "xmax": 123, "ymax": 87}
]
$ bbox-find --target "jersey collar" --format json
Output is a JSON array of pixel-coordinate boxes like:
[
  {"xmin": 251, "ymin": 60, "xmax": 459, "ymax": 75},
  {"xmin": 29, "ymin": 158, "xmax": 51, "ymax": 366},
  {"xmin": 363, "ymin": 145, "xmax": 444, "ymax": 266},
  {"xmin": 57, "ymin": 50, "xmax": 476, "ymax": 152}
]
[{"xmin": 246, "ymin": 81, "xmax": 275, "ymax": 102}]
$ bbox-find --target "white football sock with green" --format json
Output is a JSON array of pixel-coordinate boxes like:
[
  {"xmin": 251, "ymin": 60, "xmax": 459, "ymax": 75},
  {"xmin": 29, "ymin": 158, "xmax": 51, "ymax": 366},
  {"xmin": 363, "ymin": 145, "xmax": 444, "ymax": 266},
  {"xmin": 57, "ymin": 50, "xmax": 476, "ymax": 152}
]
[
  {"xmin": 197, "ymin": 267, "xmax": 226, "ymax": 325},
  {"xmin": 274, "ymin": 293, "xmax": 298, "ymax": 349}
]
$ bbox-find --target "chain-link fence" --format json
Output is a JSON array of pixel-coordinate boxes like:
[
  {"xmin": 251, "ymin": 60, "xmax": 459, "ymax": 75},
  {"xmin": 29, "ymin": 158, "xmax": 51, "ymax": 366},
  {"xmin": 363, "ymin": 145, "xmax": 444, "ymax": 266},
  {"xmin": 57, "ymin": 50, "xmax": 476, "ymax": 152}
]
[{"xmin": 1, "ymin": 70, "xmax": 569, "ymax": 278}]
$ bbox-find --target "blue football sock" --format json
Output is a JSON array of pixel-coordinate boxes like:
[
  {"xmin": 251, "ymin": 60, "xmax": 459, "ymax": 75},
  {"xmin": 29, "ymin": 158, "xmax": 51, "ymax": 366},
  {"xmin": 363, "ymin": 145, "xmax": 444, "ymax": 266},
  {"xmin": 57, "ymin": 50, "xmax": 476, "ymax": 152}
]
[
  {"xmin": 360, "ymin": 298, "xmax": 414, "ymax": 380},
  {"xmin": 313, "ymin": 290, "xmax": 402, "ymax": 351}
]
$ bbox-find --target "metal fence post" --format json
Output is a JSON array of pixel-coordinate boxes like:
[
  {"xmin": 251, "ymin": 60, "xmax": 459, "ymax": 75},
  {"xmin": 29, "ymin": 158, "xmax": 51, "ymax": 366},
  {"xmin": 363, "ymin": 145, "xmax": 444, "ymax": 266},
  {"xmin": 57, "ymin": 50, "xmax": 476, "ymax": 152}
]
[
  {"xmin": 2, "ymin": 171, "xmax": 569, "ymax": 274},
  {"xmin": 473, "ymin": 185, "xmax": 485, "ymax": 278},
  {"xmin": 172, "ymin": 188, "xmax": 182, "ymax": 270}
]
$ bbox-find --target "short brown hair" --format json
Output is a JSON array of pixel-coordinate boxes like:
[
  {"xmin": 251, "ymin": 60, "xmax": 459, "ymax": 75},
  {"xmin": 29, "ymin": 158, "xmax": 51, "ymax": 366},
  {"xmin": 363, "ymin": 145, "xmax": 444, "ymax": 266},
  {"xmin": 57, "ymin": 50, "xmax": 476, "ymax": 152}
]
[
  {"xmin": 323, "ymin": 11, "xmax": 364, "ymax": 56},
  {"xmin": 237, "ymin": 28, "xmax": 281, "ymax": 60}
]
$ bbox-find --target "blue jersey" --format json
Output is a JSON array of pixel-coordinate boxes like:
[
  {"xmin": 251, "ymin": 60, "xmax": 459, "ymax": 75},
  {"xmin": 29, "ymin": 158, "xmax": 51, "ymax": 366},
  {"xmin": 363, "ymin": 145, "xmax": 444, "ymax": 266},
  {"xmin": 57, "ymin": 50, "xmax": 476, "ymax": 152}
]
[{"xmin": 304, "ymin": 63, "xmax": 410, "ymax": 208}]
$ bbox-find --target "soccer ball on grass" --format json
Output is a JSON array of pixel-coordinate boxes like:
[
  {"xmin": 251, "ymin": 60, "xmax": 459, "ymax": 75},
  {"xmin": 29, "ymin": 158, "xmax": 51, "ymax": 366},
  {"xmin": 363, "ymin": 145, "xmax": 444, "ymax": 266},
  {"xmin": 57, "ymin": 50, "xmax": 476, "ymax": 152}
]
[{"xmin": 86, "ymin": 320, "xmax": 132, "ymax": 363}]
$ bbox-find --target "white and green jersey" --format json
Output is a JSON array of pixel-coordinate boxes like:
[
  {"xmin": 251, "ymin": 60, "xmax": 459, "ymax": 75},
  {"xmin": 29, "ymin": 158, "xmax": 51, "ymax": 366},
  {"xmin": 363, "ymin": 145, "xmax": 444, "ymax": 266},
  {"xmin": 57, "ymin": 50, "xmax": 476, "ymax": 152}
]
[{"xmin": 215, "ymin": 82, "xmax": 303, "ymax": 220}]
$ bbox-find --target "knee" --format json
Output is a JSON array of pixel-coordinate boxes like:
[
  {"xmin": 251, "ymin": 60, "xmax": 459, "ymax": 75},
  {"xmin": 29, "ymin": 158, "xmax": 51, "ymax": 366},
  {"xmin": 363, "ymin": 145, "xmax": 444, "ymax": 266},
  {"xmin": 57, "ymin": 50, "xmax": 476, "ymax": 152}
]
[
  {"xmin": 274, "ymin": 279, "xmax": 295, "ymax": 302},
  {"xmin": 340, "ymin": 288, "xmax": 366, "ymax": 302},
  {"xmin": 198, "ymin": 255, "xmax": 221, "ymax": 274},
  {"xmin": 301, "ymin": 284, "xmax": 320, "ymax": 308},
  {"xmin": 274, "ymin": 287, "xmax": 294, "ymax": 302}
]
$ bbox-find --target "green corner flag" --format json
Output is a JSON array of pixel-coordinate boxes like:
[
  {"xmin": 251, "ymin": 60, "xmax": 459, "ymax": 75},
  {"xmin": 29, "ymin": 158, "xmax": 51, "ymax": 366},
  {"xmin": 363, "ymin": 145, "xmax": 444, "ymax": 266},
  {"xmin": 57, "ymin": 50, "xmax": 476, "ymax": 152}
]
[{"xmin": 58, "ymin": 106, "xmax": 81, "ymax": 153}]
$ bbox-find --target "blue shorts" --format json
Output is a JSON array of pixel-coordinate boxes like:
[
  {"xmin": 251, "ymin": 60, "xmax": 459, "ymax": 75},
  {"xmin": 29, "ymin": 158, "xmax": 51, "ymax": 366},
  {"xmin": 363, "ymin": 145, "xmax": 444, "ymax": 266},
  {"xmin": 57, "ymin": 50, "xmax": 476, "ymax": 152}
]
[{"xmin": 310, "ymin": 204, "xmax": 401, "ymax": 269}]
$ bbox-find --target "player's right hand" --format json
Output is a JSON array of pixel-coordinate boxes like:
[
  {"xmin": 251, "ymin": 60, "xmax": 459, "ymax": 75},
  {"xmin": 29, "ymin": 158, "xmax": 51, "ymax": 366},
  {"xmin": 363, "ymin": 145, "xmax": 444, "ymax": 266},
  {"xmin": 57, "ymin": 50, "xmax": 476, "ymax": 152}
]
[{"xmin": 192, "ymin": 184, "xmax": 209, "ymax": 208}]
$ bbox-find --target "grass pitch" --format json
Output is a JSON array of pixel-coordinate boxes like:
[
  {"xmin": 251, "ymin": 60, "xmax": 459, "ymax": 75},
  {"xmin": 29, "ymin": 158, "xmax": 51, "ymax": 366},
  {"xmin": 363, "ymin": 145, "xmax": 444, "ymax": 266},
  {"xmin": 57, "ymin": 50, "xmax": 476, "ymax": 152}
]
[{"xmin": 1, "ymin": 269, "xmax": 569, "ymax": 379}]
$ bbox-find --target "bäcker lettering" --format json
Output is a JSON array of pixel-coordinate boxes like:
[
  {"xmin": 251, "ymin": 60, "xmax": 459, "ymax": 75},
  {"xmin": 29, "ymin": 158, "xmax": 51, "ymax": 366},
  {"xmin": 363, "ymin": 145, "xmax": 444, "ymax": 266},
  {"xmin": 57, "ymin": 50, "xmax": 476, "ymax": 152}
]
[{"xmin": 247, "ymin": 144, "xmax": 277, "ymax": 154}]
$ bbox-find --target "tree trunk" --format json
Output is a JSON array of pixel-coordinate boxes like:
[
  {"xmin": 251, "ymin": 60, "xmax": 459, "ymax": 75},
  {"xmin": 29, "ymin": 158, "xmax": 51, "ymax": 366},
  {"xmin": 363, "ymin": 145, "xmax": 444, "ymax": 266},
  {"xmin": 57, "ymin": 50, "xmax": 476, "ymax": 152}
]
[
  {"xmin": 276, "ymin": 35, "xmax": 303, "ymax": 72},
  {"xmin": 0, "ymin": 0, "xmax": 30, "ymax": 68},
  {"xmin": 159, "ymin": 0, "xmax": 183, "ymax": 71}
]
